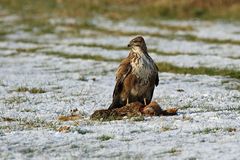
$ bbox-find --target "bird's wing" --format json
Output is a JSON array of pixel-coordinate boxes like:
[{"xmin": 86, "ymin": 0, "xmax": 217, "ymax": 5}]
[
  {"xmin": 154, "ymin": 63, "xmax": 159, "ymax": 86},
  {"xmin": 113, "ymin": 58, "xmax": 132, "ymax": 98}
]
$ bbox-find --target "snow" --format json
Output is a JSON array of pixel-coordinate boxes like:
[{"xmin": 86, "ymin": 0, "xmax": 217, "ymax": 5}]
[{"xmin": 0, "ymin": 15, "xmax": 240, "ymax": 159}]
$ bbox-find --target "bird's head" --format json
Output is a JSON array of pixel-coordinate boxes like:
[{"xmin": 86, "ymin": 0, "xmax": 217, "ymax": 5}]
[{"xmin": 128, "ymin": 36, "xmax": 147, "ymax": 53}]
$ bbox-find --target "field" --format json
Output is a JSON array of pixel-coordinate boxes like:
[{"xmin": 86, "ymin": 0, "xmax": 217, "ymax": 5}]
[{"xmin": 0, "ymin": 1, "xmax": 240, "ymax": 159}]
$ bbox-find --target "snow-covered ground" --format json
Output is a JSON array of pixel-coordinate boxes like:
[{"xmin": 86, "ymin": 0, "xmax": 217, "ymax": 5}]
[{"xmin": 0, "ymin": 13, "xmax": 240, "ymax": 159}]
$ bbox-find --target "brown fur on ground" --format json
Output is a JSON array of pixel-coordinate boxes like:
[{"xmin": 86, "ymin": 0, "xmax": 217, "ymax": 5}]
[{"xmin": 91, "ymin": 101, "xmax": 177, "ymax": 121}]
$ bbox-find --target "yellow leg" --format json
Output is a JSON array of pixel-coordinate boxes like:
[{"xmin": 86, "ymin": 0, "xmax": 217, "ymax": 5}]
[{"xmin": 144, "ymin": 98, "xmax": 147, "ymax": 106}]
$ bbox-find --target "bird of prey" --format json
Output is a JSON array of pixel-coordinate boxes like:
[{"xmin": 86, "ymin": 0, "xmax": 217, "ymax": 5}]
[{"xmin": 109, "ymin": 36, "xmax": 159, "ymax": 109}]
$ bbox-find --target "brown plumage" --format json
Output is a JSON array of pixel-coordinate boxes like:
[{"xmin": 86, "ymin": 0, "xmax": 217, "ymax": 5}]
[{"xmin": 109, "ymin": 36, "xmax": 159, "ymax": 109}]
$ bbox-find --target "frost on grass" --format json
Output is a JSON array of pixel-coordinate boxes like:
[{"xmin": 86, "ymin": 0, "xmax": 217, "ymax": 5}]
[
  {"xmin": 0, "ymin": 13, "xmax": 240, "ymax": 159},
  {"xmin": 15, "ymin": 87, "xmax": 46, "ymax": 94}
]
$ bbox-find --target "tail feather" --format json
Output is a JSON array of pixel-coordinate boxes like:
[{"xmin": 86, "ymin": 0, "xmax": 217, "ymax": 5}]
[{"xmin": 108, "ymin": 98, "xmax": 124, "ymax": 109}]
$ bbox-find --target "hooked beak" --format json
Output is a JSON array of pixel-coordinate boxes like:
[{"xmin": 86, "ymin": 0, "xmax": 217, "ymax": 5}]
[{"xmin": 127, "ymin": 43, "xmax": 132, "ymax": 48}]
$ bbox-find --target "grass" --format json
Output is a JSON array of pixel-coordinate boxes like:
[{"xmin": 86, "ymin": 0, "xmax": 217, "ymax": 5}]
[
  {"xmin": 180, "ymin": 104, "xmax": 193, "ymax": 110},
  {"xmin": 166, "ymin": 148, "xmax": 181, "ymax": 155},
  {"xmin": 70, "ymin": 43, "xmax": 198, "ymax": 56},
  {"xmin": 0, "ymin": 117, "xmax": 60, "ymax": 132},
  {"xmin": 74, "ymin": 128, "xmax": 94, "ymax": 135},
  {"xmin": 79, "ymin": 22, "xmax": 240, "ymax": 46},
  {"xmin": 0, "ymin": 80, "xmax": 6, "ymax": 86},
  {"xmin": 0, "ymin": 30, "xmax": 10, "ymax": 36},
  {"xmin": 182, "ymin": 34, "xmax": 240, "ymax": 45},
  {"xmin": 19, "ymin": 148, "xmax": 36, "ymax": 154},
  {"xmin": 1, "ymin": 0, "xmax": 240, "ymax": 21},
  {"xmin": 156, "ymin": 148, "xmax": 181, "ymax": 156},
  {"xmin": 16, "ymin": 47, "xmax": 45, "ymax": 53},
  {"xmin": 92, "ymin": 26, "xmax": 240, "ymax": 46},
  {"xmin": 74, "ymin": 23, "xmax": 240, "ymax": 45},
  {"xmin": 149, "ymin": 48, "xmax": 198, "ymax": 56},
  {"xmin": 144, "ymin": 21, "xmax": 194, "ymax": 31},
  {"xmin": 221, "ymin": 79, "xmax": 240, "ymax": 91},
  {"xmin": 200, "ymin": 127, "xmax": 221, "ymax": 134},
  {"xmin": 45, "ymin": 51, "xmax": 119, "ymax": 62},
  {"xmin": 160, "ymin": 126, "xmax": 176, "ymax": 132},
  {"xmin": 131, "ymin": 116, "xmax": 145, "ymax": 121},
  {"xmin": 18, "ymin": 117, "xmax": 59, "ymax": 130},
  {"xmin": 70, "ymin": 43, "xmax": 127, "ymax": 51},
  {"xmin": 1, "ymin": 117, "xmax": 16, "ymax": 122},
  {"xmin": 193, "ymin": 127, "xmax": 237, "ymax": 134},
  {"xmin": 20, "ymin": 108, "xmax": 35, "ymax": 113},
  {"xmin": 97, "ymin": 134, "xmax": 113, "ymax": 141},
  {"xmin": 78, "ymin": 76, "xmax": 88, "ymax": 81},
  {"xmin": 4, "ymin": 96, "xmax": 29, "ymax": 104},
  {"xmin": 68, "ymin": 23, "xmax": 240, "ymax": 46},
  {"xmin": 44, "ymin": 51, "xmax": 240, "ymax": 80},
  {"xmin": 16, "ymin": 87, "xmax": 46, "ymax": 94},
  {"xmin": 225, "ymin": 127, "xmax": 237, "ymax": 132},
  {"xmin": 156, "ymin": 62, "xmax": 240, "ymax": 80}
]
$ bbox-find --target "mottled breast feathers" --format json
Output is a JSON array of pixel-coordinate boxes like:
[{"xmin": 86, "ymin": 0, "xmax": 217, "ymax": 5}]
[{"xmin": 109, "ymin": 52, "xmax": 159, "ymax": 109}]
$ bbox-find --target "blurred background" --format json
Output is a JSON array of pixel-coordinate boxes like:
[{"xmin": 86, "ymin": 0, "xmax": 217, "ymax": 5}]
[{"xmin": 1, "ymin": 0, "xmax": 240, "ymax": 21}]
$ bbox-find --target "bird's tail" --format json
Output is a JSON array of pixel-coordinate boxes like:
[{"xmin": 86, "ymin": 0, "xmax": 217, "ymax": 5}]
[
  {"xmin": 108, "ymin": 99, "xmax": 123, "ymax": 110},
  {"xmin": 108, "ymin": 103, "xmax": 115, "ymax": 110}
]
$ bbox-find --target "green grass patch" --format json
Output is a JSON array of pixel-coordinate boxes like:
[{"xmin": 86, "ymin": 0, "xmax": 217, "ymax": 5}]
[
  {"xmin": 166, "ymin": 148, "xmax": 181, "ymax": 155},
  {"xmin": 97, "ymin": 134, "xmax": 113, "ymax": 141},
  {"xmin": 0, "ymin": 30, "xmax": 10, "ymax": 36},
  {"xmin": 1, "ymin": 117, "xmax": 17, "ymax": 122},
  {"xmin": 18, "ymin": 17, "xmax": 55, "ymax": 35},
  {"xmin": 160, "ymin": 126, "xmax": 176, "ymax": 132},
  {"xmin": 193, "ymin": 127, "xmax": 221, "ymax": 134},
  {"xmin": 93, "ymin": 26, "xmax": 171, "ymax": 38},
  {"xmin": 228, "ymin": 56, "xmax": 240, "ymax": 59},
  {"xmin": 70, "ymin": 43, "xmax": 198, "ymax": 56},
  {"xmin": 19, "ymin": 148, "xmax": 36, "ymax": 154},
  {"xmin": 70, "ymin": 43, "xmax": 126, "ymax": 50},
  {"xmin": 182, "ymin": 34, "xmax": 240, "ymax": 45},
  {"xmin": 59, "ymin": 21, "xmax": 173, "ymax": 39},
  {"xmin": 193, "ymin": 127, "xmax": 237, "ymax": 135},
  {"xmin": 46, "ymin": 51, "xmax": 120, "ymax": 62},
  {"xmin": 157, "ymin": 148, "xmax": 181, "ymax": 156},
  {"xmin": 143, "ymin": 21, "xmax": 195, "ymax": 32},
  {"xmin": 73, "ymin": 128, "xmax": 94, "ymax": 134},
  {"xmin": 4, "ymin": 96, "xmax": 29, "ymax": 104},
  {"xmin": 16, "ymin": 47, "xmax": 45, "ymax": 53},
  {"xmin": 156, "ymin": 62, "xmax": 240, "ymax": 80},
  {"xmin": 16, "ymin": 87, "xmax": 46, "ymax": 94},
  {"xmin": 149, "ymin": 48, "xmax": 198, "ymax": 56}
]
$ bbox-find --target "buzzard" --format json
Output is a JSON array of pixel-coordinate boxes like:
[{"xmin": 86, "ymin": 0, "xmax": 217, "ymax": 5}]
[{"xmin": 109, "ymin": 36, "xmax": 159, "ymax": 109}]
